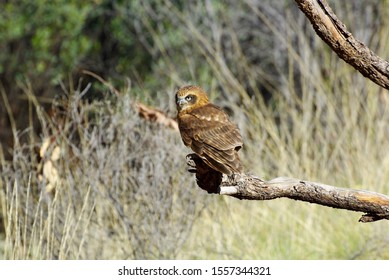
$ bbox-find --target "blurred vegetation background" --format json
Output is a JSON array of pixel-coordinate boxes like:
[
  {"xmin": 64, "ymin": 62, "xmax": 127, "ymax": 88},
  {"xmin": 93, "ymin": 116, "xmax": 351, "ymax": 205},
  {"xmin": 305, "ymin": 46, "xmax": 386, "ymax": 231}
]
[{"xmin": 0, "ymin": 0, "xmax": 388, "ymax": 259}]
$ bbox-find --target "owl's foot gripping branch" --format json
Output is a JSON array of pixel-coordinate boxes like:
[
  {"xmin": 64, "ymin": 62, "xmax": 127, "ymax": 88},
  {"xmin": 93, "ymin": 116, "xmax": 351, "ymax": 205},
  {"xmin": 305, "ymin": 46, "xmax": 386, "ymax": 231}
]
[{"xmin": 187, "ymin": 154, "xmax": 389, "ymax": 223}]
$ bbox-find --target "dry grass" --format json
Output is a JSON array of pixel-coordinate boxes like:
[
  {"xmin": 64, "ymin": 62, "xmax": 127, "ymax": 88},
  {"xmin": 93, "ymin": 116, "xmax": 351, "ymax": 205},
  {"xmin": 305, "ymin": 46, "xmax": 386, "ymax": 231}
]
[
  {"xmin": 0, "ymin": 88, "xmax": 208, "ymax": 259},
  {"xmin": 1, "ymin": 0, "xmax": 389, "ymax": 260}
]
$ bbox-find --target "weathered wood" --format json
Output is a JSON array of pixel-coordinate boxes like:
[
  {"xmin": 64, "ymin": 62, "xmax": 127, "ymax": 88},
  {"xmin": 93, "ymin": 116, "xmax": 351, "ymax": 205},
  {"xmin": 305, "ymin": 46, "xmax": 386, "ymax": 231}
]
[
  {"xmin": 187, "ymin": 155, "xmax": 389, "ymax": 223},
  {"xmin": 219, "ymin": 174, "xmax": 389, "ymax": 222},
  {"xmin": 294, "ymin": 0, "xmax": 389, "ymax": 90}
]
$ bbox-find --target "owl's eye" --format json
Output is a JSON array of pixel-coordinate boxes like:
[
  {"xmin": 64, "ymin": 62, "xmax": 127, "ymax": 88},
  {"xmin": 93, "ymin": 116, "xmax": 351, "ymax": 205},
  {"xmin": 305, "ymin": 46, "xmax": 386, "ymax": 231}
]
[{"xmin": 185, "ymin": 95, "xmax": 193, "ymax": 101}]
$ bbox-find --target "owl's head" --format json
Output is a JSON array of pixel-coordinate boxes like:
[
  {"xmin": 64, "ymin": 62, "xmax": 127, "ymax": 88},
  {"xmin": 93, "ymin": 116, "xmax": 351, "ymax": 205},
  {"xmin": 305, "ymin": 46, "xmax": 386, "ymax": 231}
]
[{"xmin": 175, "ymin": 85, "xmax": 209, "ymax": 113}]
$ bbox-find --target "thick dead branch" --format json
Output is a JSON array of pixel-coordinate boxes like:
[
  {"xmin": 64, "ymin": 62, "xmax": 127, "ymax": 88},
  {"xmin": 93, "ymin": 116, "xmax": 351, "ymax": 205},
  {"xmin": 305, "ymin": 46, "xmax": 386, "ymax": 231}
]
[
  {"xmin": 187, "ymin": 155, "xmax": 389, "ymax": 223},
  {"xmin": 295, "ymin": 0, "xmax": 389, "ymax": 90}
]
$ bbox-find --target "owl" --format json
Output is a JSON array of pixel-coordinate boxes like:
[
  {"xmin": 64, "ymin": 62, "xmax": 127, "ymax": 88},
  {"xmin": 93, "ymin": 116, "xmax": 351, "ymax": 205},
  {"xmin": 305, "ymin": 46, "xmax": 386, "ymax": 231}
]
[{"xmin": 176, "ymin": 85, "xmax": 243, "ymax": 175}]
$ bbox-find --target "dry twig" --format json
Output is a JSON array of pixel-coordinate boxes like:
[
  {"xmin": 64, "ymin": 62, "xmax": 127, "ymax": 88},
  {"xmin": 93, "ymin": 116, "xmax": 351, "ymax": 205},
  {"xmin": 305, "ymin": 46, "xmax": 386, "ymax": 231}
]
[
  {"xmin": 82, "ymin": 70, "xmax": 178, "ymax": 131},
  {"xmin": 136, "ymin": 103, "xmax": 179, "ymax": 132}
]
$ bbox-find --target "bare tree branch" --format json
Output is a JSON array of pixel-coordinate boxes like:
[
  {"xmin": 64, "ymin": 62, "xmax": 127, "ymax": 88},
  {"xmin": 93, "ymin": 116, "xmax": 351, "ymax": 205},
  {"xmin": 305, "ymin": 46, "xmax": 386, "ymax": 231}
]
[
  {"xmin": 187, "ymin": 154, "xmax": 389, "ymax": 223},
  {"xmin": 295, "ymin": 0, "xmax": 389, "ymax": 90},
  {"xmin": 220, "ymin": 174, "xmax": 389, "ymax": 223}
]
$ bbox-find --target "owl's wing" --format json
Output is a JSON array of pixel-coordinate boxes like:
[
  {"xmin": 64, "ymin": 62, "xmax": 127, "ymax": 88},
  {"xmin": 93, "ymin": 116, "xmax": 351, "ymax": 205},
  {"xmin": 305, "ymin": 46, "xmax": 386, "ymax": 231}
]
[{"xmin": 178, "ymin": 104, "xmax": 243, "ymax": 174}]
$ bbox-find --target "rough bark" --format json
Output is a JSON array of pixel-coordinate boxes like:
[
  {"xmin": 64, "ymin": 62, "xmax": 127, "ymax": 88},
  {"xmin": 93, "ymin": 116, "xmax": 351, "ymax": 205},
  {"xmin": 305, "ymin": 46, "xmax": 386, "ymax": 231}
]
[
  {"xmin": 187, "ymin": 155, "xmax": 389, "ymax": 223},
  {"xmin": 295, "ymin": 0, "xmax": 389, "ymax": 90}
]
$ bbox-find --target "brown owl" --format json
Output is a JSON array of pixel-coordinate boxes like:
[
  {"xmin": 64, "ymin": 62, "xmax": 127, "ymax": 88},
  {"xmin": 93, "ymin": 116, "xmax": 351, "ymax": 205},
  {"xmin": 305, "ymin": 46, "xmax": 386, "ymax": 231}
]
[{"xmin": 175, "ymin": 85, "xmax": 243, "ymax": 175}]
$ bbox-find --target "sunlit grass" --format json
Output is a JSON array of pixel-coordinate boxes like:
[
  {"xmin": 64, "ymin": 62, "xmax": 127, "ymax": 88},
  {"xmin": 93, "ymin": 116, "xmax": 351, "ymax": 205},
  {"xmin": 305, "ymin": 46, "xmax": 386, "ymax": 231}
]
[{"xmin": 1, "ymin": 0, "xmax": 388, "ymax": 260}]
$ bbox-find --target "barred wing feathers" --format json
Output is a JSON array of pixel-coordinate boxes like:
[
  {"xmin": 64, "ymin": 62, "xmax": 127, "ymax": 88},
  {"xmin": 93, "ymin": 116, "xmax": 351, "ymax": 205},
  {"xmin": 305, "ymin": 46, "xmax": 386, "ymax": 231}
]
[{"xmin": 178, "ymin": 104, "xmax": 243, "ymax": 175}]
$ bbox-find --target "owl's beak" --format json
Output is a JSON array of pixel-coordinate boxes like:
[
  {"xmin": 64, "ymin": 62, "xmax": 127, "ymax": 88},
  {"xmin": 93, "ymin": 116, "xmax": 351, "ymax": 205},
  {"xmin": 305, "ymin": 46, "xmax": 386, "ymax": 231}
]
[{"xmin": 177, "ymin": 97, "xmax": 187, "ymax": 107}]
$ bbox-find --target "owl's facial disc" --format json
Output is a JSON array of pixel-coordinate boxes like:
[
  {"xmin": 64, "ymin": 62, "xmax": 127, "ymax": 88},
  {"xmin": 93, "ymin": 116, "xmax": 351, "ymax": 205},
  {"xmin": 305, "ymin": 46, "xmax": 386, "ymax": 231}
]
[{"xmin": 176, "ymin": 94, "xmax": 197, "ymax": 110}]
